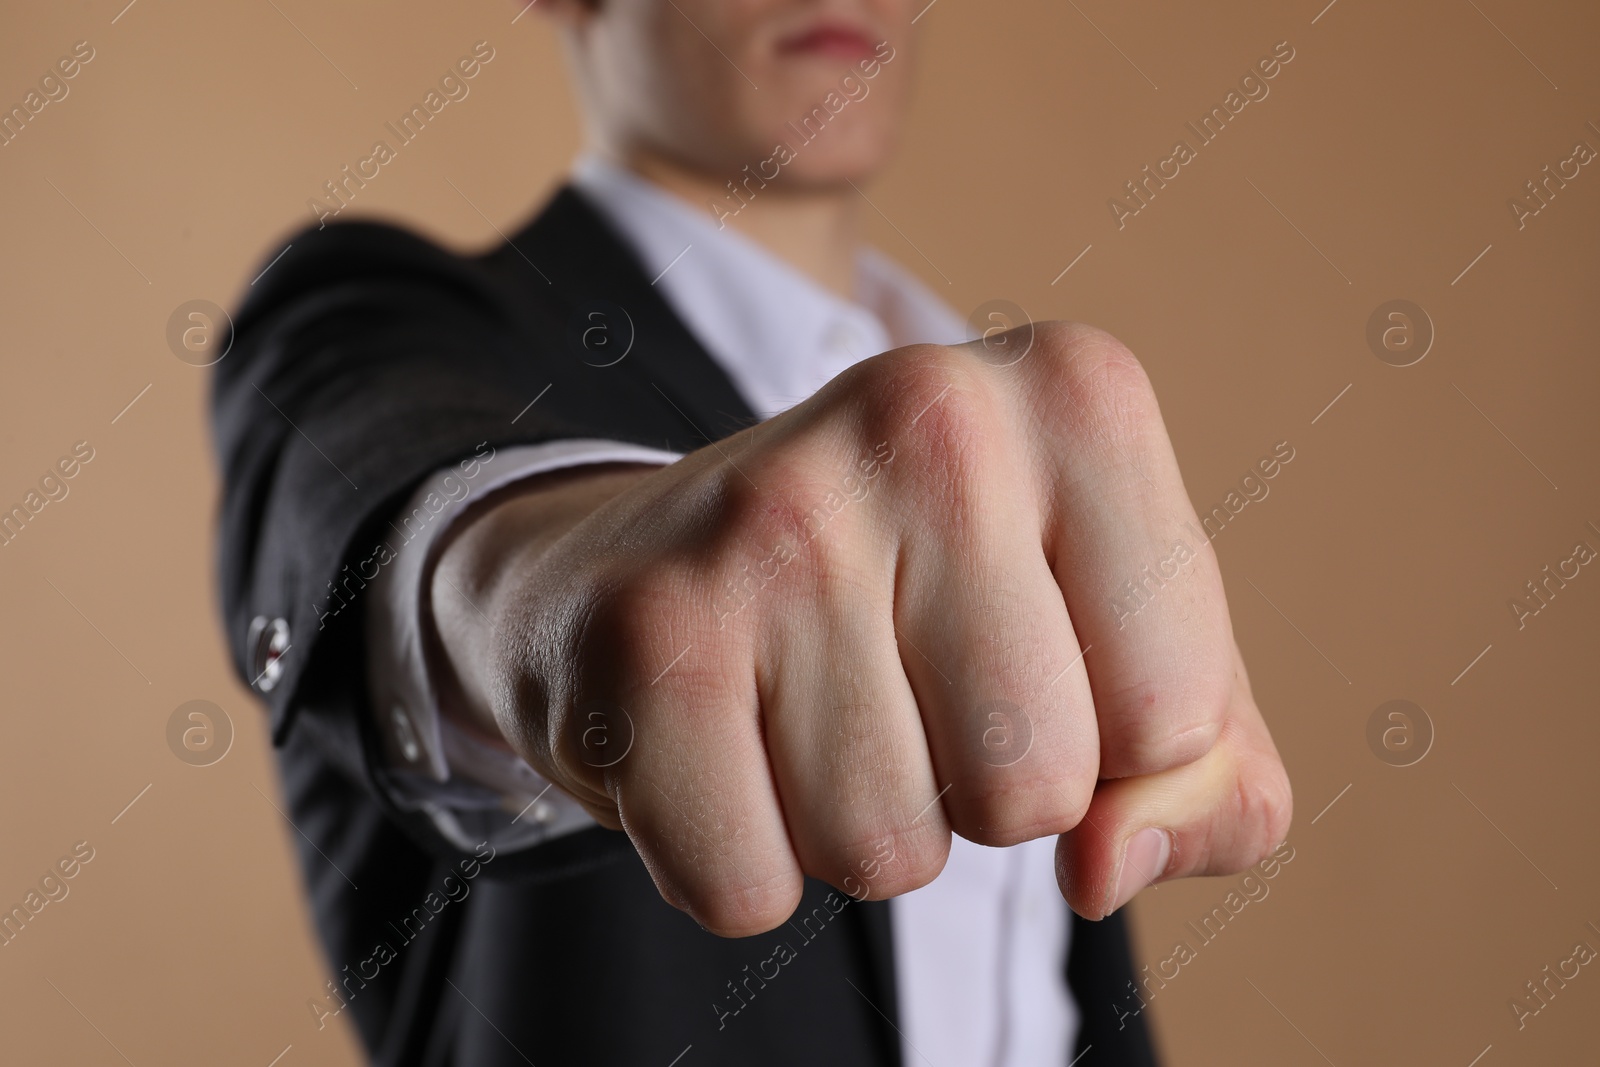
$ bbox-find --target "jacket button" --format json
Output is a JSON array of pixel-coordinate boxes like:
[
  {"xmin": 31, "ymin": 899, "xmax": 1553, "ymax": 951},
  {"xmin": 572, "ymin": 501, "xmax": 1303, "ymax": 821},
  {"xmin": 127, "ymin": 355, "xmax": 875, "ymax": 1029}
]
[
  {"xmin": 247, "ymin": 615, "xmax": 291, "ymax": 692},
  {"xmin": 390, "ymin": 705, "xmax": 422, "ymax": 762}
]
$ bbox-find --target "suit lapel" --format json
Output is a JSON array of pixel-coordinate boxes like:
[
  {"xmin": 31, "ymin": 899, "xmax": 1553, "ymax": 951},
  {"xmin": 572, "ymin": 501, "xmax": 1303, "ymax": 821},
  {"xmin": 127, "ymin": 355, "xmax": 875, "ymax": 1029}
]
[
  {"xmin": 504, "ymin": 186, "xmax": 759, "ymax": 444},
  {"xmin": 853, "ymin": 898, "xmax": 903, "ymax": 1062},
  {"xmin": 1067, "ymin": 908, "xmax": 1161, "ymax": 1064}
]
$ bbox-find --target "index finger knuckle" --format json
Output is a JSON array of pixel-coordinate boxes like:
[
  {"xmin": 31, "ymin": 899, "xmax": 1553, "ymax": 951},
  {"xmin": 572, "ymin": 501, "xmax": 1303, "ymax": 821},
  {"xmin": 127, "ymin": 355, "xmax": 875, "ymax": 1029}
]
[{"xmin": 1033, "ymin": 322, "xmax": 1160, "ymax": 445}]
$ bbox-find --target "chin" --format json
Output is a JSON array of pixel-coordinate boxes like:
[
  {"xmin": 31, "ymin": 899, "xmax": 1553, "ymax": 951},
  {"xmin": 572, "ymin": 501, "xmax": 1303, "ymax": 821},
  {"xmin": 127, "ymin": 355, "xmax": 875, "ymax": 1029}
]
[
  {"xmin": 784, "ymin": 130, "xmax": 898, "ymax": 185},
  {"xmin": 780, "ymin": 150, "xmax": 892, "ymax": 189}
]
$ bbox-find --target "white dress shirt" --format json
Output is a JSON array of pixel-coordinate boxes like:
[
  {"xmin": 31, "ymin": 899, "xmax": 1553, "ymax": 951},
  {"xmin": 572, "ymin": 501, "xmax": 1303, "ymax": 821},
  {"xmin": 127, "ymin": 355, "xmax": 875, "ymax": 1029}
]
[{"xmin": 365, "ymin": 154, "xmax": 1078, "ymax": 1066}]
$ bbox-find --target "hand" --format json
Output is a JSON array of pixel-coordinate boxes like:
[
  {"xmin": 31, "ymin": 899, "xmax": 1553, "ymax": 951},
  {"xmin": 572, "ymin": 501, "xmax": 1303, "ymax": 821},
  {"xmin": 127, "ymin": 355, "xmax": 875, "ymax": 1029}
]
[{"xmin": 432, "ymin": 321, "xmax": 1292, "ymax": 935}]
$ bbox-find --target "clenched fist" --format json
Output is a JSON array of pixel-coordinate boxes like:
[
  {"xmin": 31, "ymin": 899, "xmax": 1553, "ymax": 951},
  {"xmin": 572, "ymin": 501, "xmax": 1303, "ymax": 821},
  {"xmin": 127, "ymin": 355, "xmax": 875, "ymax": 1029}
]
[{"xmin": 432, "ymin": 321, "xmax": 1292, "ymax": 936}]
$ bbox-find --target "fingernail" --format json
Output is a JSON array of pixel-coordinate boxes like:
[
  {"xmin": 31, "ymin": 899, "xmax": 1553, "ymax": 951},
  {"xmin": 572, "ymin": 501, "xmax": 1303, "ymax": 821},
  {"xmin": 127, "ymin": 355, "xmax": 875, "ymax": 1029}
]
[{"xmin": 1106, "ymin": 827, "xmax": 1171, "ymax": 917}]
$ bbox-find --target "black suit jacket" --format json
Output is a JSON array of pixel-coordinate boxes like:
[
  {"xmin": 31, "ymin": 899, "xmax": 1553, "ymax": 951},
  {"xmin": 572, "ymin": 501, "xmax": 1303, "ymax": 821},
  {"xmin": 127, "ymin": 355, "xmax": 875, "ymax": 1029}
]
[{"xmin": 212, "ymin": 185, "xmax": 1161, "ymax": 1066}]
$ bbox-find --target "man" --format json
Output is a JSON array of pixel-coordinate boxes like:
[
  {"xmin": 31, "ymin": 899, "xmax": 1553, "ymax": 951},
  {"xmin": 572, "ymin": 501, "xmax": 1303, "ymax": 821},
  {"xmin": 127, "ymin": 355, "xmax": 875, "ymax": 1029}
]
[{"xmin": 213, "ymin": 1, "xmax": 1291, "ymax": 1064}]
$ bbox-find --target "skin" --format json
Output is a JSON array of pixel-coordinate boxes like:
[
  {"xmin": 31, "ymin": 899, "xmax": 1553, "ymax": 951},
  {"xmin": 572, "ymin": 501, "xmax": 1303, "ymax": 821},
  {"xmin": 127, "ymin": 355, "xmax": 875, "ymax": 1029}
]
[
  {"xmin": 427, "ymin": 0, "xmax": 1293, "ymax": 936},
  {"xmin": 541, "ymin": 0, "xmax": 916, "ymax": 294}
]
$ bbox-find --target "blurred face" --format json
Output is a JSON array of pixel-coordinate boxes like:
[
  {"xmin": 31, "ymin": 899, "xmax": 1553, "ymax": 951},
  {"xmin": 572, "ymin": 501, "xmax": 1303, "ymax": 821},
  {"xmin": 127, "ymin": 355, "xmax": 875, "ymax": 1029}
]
[{"xmin": 560, "ymin": 0, "xmax": 917, "ymax": 187}]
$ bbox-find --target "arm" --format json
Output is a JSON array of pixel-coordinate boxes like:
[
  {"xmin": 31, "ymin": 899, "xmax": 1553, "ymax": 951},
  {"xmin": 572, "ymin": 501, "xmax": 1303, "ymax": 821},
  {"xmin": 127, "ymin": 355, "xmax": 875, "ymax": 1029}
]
[
  {"xmin": 212, "ymin": 221, "xmax": 688, "ymax": 879},
  {"xmin": 426, "ymin": 322, "xmax": 1293, "ymax": 934},
  {"xmin": 363, "ymin": 443, "xmax": 682, "ymax": 854}
]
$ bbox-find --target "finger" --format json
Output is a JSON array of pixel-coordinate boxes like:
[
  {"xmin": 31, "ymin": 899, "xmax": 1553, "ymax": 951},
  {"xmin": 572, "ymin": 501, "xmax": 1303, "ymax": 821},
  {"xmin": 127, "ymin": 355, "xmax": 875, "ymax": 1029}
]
[
  {"xmin": 550, "ymin": 570, "xmax": 805, "ymax": 938},
  {"xmin": 612, "ymin": 676, "xmax": 805, "ymax": 936},
  {"xmin": 884, "ymin": 391, "xmax": 1100, "ymax": 846},
  {"xmin": 755, "ymin": 546, "xmax": 951, "ymax": 901},
  {"xmin": 1026, "ymin": 324, "xmax": 1236, "ymax": 778},
  {"xmin": 1054, "ymin": 643, "xmax": 1292, "ymax": 920}
]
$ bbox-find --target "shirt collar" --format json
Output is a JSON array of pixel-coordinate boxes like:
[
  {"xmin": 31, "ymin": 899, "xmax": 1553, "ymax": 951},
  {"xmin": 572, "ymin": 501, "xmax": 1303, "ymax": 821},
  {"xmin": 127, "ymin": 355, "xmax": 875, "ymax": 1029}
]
[{"xmin": 569, "ymin": 153, "xmax": 965, "ymax": 420}]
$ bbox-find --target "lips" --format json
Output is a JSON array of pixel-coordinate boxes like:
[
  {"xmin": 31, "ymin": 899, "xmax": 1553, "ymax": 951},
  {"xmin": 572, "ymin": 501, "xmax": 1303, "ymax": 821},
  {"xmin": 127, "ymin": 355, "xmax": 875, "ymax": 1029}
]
[{"xmin": 776, "ymin": 22, "xmax": 879, "ymax": 60}]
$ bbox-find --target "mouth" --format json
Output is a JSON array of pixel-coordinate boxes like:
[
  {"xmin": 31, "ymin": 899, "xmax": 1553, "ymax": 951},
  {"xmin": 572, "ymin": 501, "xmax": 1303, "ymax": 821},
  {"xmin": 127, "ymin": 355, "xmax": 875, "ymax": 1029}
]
[{"xmin": 775, "ymin": 20, "xmax": 880, "ymax": 61}]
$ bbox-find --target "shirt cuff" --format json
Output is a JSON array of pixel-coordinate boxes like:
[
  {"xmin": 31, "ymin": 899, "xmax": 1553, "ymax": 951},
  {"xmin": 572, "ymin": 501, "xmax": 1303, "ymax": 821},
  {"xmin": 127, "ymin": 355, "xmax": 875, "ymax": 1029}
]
[{"xmin": 364, "ymin": 439, "xmax": 682, "ymax": 854}]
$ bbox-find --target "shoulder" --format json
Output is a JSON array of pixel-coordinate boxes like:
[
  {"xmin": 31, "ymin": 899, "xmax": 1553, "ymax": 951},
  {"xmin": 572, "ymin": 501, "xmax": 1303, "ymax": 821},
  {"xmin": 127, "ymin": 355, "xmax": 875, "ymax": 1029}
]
[
  {"xmin": 233, "ymin": 218, "xmax": 498, "ymax": 329},
  {"xmin": 213, "ymin": 217, "xmax": 535, "ymax": 416}
]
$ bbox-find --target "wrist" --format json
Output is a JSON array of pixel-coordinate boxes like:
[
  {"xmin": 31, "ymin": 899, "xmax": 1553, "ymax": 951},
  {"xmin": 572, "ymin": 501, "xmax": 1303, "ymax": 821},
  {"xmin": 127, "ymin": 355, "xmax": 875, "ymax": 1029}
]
[{"xmin": 427, "ymin": 462, "xmax": 664, "ymax": 750}]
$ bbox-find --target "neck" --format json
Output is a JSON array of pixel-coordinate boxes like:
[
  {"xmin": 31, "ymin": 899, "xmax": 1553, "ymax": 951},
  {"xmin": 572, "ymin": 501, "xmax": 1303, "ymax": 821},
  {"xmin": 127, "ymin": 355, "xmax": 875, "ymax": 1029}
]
[{"xmin": 609, "ymin": 146, "xmax": 863, "ymax": 300}]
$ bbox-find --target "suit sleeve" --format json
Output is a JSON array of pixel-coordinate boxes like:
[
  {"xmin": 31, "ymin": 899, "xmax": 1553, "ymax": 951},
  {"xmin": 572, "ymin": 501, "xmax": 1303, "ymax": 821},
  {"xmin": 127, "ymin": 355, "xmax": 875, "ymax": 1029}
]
[{"xmin": 210, "ymin": 220, "xmax": 634, "ymax": 880}]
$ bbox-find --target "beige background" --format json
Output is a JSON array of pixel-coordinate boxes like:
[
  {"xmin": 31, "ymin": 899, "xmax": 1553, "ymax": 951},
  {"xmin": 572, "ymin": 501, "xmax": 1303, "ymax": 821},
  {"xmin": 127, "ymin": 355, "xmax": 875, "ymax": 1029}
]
[{"xmin": 2, "ymin": 1, "xmax": 1597, "ymax": 1064}]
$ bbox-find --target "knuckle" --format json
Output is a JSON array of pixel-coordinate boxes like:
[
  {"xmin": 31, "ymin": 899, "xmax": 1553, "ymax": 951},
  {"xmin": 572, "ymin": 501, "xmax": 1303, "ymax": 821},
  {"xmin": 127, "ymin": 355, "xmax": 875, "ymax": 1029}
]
[
  {"xmin": 686, "ymin": 865, "xmax": 805, "ymax": 938},
  {"xmin": 833, "ymin": 823, "xmax": 950, "ymax": 899},
  {"xmin": 1234, "ymin": 749, "xmax": 1294, "ymax": 862},
  {"xmin": 1152, "ymin": 715, "xmax": 1227, "ymax": 774},
  {"xmin": 1035, "ymin": 322, "xmax": 1159, "ymax": 439},
  {"xmin": 708, "ymin": 468, "xmax": 860, "ymax": 619},
  {"xmin": 1036, "ymin": 320, "xmax": 1148, "ymax": 382},
  {"xmin": 947, "ymin": 767, "xmax": 1093, "ymax": 848},
  {"xmin": 849, "ymin": 342, "xmax": 974, "ymax": 398},
  {"xmin": 1099, "ymin": 660, "xmax": 1233, "ymax": 776},
  {"xmin": 848, "ymin": 345, "xmax": 996, "ymax": 466},
  {"xmin": 726, "ymin": 451, "xmax": 847, "ymax": 550}
]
